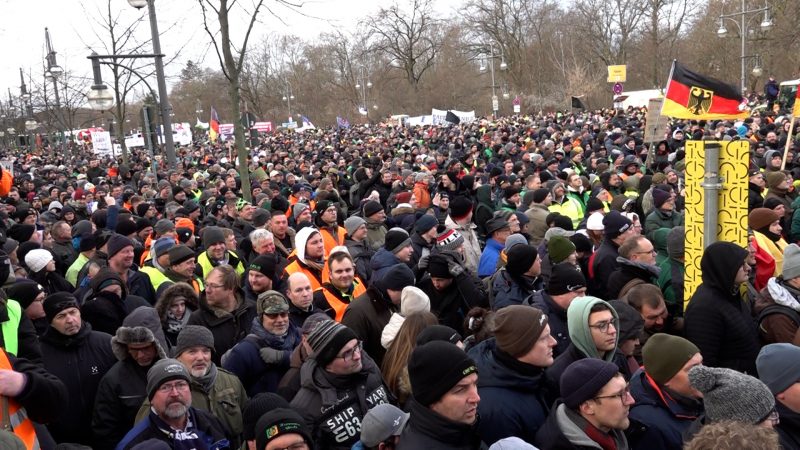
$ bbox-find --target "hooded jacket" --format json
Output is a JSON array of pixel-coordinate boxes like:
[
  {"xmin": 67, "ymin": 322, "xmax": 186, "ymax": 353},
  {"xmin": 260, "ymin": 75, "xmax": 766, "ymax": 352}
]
[
  {"xmin": 684, "ymin": 242, "xmax": 760, "ymax": 374},
  {"xmin": 369, "ymin": 247, "xmax": 402, "ymax": 282},
  {"xmin": 397, "ymin": 397, "xmax": 487, "ymax": 450},
  {"xmin": 187, "ymin": 290, "xmax": 257, "ymax": 366},
  {"xmin": 154, "ymin": 282, "xmax": 199, "ymax": 346},
  {"xmin": 92, "ymin": 307, "xmax": 168, "ymax": 450},
  {"xmin": 345, "ymin": 237, "xmax": 375, "ymax": 283},
  {"xmin": 753, "ymin": 277, "xmax": 800, "ymax": 345},
  {"xmin": 341, "ymin": 286, "xmax": 396, "ymax": 368},
  {"xmin": 474, "ymin": 185, "xmax": 495, "ymax": 240},
  {"xmin": 290, "ymin": 352, "xmax": 390, "ymax": 450},
  {"xmin": 469, "ymin": 338, "xmax": 549, "ymax": 446},
  {"xmin": 40, "ymin": 321, "xmax": 116, "ymax": 446},
  {"xmin": 535, "ymin": 402, "xmax": 629, "ymax": 450},
  {"xmin": 81, "ymin": 271, "xmax": 151, "ymax": 336}
]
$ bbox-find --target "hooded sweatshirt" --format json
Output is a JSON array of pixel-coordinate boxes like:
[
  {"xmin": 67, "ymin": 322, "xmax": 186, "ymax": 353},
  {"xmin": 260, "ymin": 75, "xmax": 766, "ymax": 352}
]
[{"xmin": 567, "ymin": 296, "xmax": 619, "ymax": 361}]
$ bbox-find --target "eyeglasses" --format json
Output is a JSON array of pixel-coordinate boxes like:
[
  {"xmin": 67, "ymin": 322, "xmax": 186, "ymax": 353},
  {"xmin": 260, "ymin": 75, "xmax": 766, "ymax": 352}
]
[
  {"xmin": 157, "ymin": 380, "xmax": 189, "ymax": 394},
  {"xmin": 205, "ymin": 282, "xmax": 225, "ymax": 290},
  {"xmin": 765, "ymin": 408, "xmax": 780, "ymax": 427},
  {"xmin": 594, "ymin": 384, "xmax": 632, "ymax": 403},
  {"xmin": 272, "ymin": 442, "xmax": 309, "ymax": 450},
  {"xmin": 588, "ymin": 318, "xmax": 618, "ymax": 334},
  {"xmin": 337, "ymin": 341, "xmax": 363, "ymax": 361},
  {"xmin": 635, "ymin": 248, "xmax": 657, "ymax": 255},
  {"xmin": 264, "ymin": 312, "xmax": 289, "ymax": 319}
]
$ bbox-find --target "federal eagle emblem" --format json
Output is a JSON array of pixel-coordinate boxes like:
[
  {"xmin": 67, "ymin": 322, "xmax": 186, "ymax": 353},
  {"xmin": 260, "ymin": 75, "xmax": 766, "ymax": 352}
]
[{"xmin": 688, "ymin": 86, "xmax": 713, "ymax": 115}]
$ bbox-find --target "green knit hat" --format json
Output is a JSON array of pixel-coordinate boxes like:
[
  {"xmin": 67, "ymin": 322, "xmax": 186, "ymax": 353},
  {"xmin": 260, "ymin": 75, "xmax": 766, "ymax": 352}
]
[
  {"xmin": 642, "ymin": 333, "xmax": 700, "ymax": 385},
  {"xmin": 548, "ymin": 235, "xmax": 576, "ymax": 264}
]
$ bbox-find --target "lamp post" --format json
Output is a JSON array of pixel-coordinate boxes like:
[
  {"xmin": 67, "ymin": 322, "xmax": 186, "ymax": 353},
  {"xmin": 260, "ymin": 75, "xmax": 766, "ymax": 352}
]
[
  {"xmin": 19, "ymin": 68, "xmax": 37, "ymax": 151},
  {"xmin": 45, "ymin": 27, "xmax": 67, "ymax": 157},
  {"xmin": 717, "ymin": 0, "xmax": 772, "ymax": 92},
  {"xmin": 282, "ymin": 82, "xmax": 294, "ymax": 120},
  {"xmin": 127, "ymin": 0, "xmax": 176, "ymax": 169},
  {"xmin": 354, "ymin": 66, "xmax": 372, "ymax": 120},
  {"xmin": 478, "ymin": 42, "xmax": 507, "ymax": 118}
]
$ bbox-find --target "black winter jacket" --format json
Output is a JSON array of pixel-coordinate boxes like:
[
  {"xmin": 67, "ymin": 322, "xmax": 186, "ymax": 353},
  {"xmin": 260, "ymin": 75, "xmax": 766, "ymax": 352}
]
[
  {"xmin": 397, "ymin": 398, "xmax": 487, "ymax": 450},
  {"xmin": 116, "ymin": 407, "xmax": 231, "ymax": 450},
  {"xmin": 589, "ymin": 239, "xmax": 621, "ymax": 300},
  {"xmin": 341, "ymin": 287, "xmax": 396, "ymax": 367},
  {"xmin": 417, "ymin": 270, "xmax": 488, "ymax": 336},
  {"xmin": 187, "ymin": 292, "xmax": 257, "ymax": 365},
  {"xmin": 40, "ymin": 323, "xmax": 116, "ymax": 446},
  {"xmin": 529, "ymin": 291, "xmax": 571, "ymax": 357}
]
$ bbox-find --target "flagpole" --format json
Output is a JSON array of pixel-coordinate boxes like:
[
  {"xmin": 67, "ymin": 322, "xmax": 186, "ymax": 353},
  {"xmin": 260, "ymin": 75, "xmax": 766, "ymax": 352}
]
[
  {"xmin": 660, "ymin": 60, "xmax": 677, "ymax": 118},
  {"xmin": 782, "ymin": 118, "xmax": 795, "ymax": 171}
]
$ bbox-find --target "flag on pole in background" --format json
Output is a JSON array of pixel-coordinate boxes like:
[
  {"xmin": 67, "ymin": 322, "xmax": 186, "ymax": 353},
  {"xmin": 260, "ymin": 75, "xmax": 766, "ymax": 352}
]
[
  {"xmin": 793, "ymin": 86, "xmax": 800, "ymax": 117},
  {"xmin": 661, "ymin": 60, "xmax": 748, "ymax": 120},
  {"xmin": 571, "ymin": 96, "xmax": 586, "ymax": 110},
  {"xmin": 300, "ymin": 115, "xmax": 315, "ymax": 128},
  {"xmin": 336, "ymin": 117, "xmax": 350, "ymax": 129},
  {"xmin": 209, "ymin": 107, "xmax": 220, "ymax": 142},
  {"xmin": 445, "ymin": 111, "xmax": 461, "ymax": 125}
]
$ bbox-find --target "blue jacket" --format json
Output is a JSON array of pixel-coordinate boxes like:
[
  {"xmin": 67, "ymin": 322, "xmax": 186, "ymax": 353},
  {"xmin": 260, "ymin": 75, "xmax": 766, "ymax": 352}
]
[
  {"xmin": 369, "ymin": 248, "xmax": 402, "ymax": 282},
  {"xmin": 222, "ymin": 318, "xmax": 301, "ymax": 397},
  {"xmin": 491, "ymin": 270, "xmax": 536, "ymax": 311},
  {"xmin": 478, "ymin": 239, "xmax": 504, "ymax": 277},
  {"xmin": 468, "ymin": 339, "xmax": 548, "ymax": 446},
  {"xmin": 627, "ymin": 369, "xmax": 702, "ymax": 450},
  {"xmin": 116, "ymin": 407, "xmax": 230, "ymax": 450}
]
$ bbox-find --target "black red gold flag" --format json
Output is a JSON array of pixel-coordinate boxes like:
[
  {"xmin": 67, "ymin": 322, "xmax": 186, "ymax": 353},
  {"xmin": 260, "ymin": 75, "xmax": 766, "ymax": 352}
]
[{"xmin": 661, "ymin": 60, "xmax": 748, "ymax": 120}]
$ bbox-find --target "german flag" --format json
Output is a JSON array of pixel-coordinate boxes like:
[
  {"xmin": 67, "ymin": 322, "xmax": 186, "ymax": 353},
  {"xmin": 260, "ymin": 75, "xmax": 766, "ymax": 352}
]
[
  {"xmin": 661, "ymin": 60, "xmax": 748, "ymax": 120},
  {"xmin": 793, "ymin": 85, "xmax": 800, "ymax": 117}
]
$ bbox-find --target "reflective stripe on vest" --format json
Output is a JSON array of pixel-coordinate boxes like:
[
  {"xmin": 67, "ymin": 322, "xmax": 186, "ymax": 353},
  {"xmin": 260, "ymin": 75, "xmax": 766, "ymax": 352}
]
[
  {"xmin": 2, "ymin": 301, "xmax": 21, "ymax": 357},
  {"xmin": 198, "ymin": 252, "xmax": 245, "ymax": 279},
  {"xmin": 318, "ymin": 279, "xmax": 366, "ymax": 322},
  {"xmin": 0, "ymin": 350, "xmax": 39, "ymax": 449}
]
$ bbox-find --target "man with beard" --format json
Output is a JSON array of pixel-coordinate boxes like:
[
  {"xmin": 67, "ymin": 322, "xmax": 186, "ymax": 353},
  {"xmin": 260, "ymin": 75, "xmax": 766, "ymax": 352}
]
[
  {"xmin": 117, "ymin": 358, "xmax": 231, "ymax": 449},
  {"xmin": 223, "ymin": 291, "xmax": 301, "ymax": 396},
  {"xmin": 135, "ymin": 325, "xmax": 248, "ymax": 448},
  {"xmin": 291, "ymin": 320, "xmax": 390, "ymax": 450},
  {"xmin": 606, "ymin": 236, "xmax": 661, "ymax": 300},
  {"xmin": 39, "ymin": 292, "xmax": 116, "ymax": 447},
  {"xmin": 105, "ymin": 234, "xmax": 157, "ymax": 304}
]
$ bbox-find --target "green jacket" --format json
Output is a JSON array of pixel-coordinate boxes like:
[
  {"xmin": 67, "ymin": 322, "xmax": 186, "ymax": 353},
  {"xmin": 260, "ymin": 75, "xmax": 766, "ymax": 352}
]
[
  {"xmin": 136, "ymin": 366, "xmax": 248, "ymax": 447},
  {"xmin": 657, "ymin": 257, "xmax": 685, "ymax": 312},
  {"xmin": 644, "ymin": 209, "xmax": 684, "ymax": 241}
]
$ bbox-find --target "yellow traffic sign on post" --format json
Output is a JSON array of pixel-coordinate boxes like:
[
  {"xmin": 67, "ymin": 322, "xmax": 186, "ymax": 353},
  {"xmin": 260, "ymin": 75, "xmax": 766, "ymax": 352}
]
[{"xmin": 607, "ymin": 65, "xmax": 627, "ymax": 83}]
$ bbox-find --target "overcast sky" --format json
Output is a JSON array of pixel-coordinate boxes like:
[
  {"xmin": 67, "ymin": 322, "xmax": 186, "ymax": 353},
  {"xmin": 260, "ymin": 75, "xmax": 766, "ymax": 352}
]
[{"xmin": 0, "ymin": 0, "xmax": 462, "ymax": 107}]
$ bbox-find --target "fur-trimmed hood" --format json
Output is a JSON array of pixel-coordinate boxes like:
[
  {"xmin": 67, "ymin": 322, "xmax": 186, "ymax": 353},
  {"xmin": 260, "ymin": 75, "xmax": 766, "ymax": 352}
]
[
  {"xmin": 111, "ymin": 306, "xmax": 169, "ymax": 361},
  {"xmin": 154, "ymin": 281, "xmax": 199, "ymax": 324}
]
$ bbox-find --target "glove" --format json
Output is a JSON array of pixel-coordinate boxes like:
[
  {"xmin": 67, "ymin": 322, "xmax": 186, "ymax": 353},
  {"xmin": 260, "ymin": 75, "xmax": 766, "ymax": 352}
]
[
  {"xmin": 259, "ymin": 347, "xmax": 284, "ymax": 365},
  {"xmin": 438, "ymin": 250, "xmax": 465, "ymax": 277},
  {"xmin": 417, "ymin": 254, "xmax": 430, "ymax": 271}
]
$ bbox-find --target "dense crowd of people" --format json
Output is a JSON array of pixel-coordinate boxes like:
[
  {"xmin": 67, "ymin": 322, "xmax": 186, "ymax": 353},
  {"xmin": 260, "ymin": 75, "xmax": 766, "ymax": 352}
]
[{"xmin": 0, "ymin": 108, "xmax": 797, "ymax": 450}]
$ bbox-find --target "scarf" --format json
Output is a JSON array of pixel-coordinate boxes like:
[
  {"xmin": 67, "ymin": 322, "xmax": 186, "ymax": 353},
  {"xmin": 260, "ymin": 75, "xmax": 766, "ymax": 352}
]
[
  {"xmin": 302, "ymin": 258, "xmax": 325, "ymax": 273},
  {"xmin": 766, "ymin": 277, "xmax": 800, "ymax": 312},
  {"xmin": 193, "ymin": 363, "xmax": 218, "ymax": 394},
  {"xmin": 166, "ymin": 310, "xmax": 191, "ymax": 335}
]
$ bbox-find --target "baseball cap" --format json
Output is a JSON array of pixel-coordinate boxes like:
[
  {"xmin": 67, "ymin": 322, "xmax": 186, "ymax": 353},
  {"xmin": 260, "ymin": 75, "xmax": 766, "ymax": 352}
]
[{"xmin": 360, "ymin": 404, "xmax": 410, "ymax": 447}]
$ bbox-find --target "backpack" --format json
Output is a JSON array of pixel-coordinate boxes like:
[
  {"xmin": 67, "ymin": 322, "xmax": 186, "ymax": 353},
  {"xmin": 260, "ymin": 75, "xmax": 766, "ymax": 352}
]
[{"xmin": 757, "ymin": 304, "xmax": 800, "ymax": 335}]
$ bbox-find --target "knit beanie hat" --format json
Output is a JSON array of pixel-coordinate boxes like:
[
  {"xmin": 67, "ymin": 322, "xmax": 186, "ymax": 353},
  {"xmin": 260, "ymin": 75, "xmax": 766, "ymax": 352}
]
[
  {"xmin": 377, "ymin": 264, "xmax": 416, "ymax": 292},
  {"xmin": 437, "ymin": 229, "xmax": 464, "ymax": 252},
  {"xmin": 90, "ymin": 267, "xmax": 127, "ymax": 298},
  {"xmin": 8, "ymin": 224, "xmax": 35, "ymax": 243},
  {"xmin": 415, "ymin": 214, "xmax": 438, "ymax": 234},
  {"xmin": 154, "ymin": 219, "xmax": 175, "ymax": 236},
  {"xmin": 560, "ymin": 359, "xmax": 620, "ymax": 409},
  {"xmin": 168, "ymin": 245, "xmax": 195, "ymax": 266},
  {"xmin": 688, "ymin": 365, "xmax": 775, "ymax": 425},
  {"xmin": 25, "ymin": 249, "xmax": 53, "ymax": 273},
  {"xmin": 202, "ymin": 226, "xmax": 226, "ymax": 248},
  {"xmin": 586, "ymin": 197, "xmax": 604, "ymax": 214},
  {"xmin": 362, "ymin": 201, "xmax": 383, "ymax": 218},
  {"xmin": 249, "ymin": 254, "xmax": 277, "ymax": 279},
  {"xmin": 43, "ymin": 292, "xmax": 79, "ymax": 323},
  {"xmin": 749, "ymin": 207, "xmax": 780, "ymax": 232},
  {"xmin": 642, "ymin": 333, "xmax": 700, "ymax": 385},
  {"xmin": 416, "ymin": 325, "xmax": 462, "ymax": 346},
  {"xmin": 652, "ymin": 188, "xmax": 671, "ymax": 209},
  {"xmin": 106, "ymin": 233, "xmax": 134, "ymax": 259},
  {"xmin": 292, "ymin": 203, "xmax": 310, "ymax": 222},
  {"xmin": 449, "ymin": 196, "xmax": 473, "ymax": 220},
  {"xmin": 255, "ymin": 408, "xmax": 313, "ymax": 450},
  {"xmin": 504, "ymin": 234, "xmax": 528, "ymax": 252},
  {"xmin": 505, "ymin": 245, "xmax": 538, "ymax": 277},
  {"xmin": 314, "ymin": 199, "xmax": 333, "ymax": 215},
  {"xmin": 494, "ymin": 305, "xmax": 548, "ymax": 358},
  {"xmin": 548, "ymin": 264, "xmax": 587, "ymax": 296},
  {"xmin": 146, "ymin": 358, "xmax": 190, "ymax": 400},
  {"xmin": 384, "ymin": 229, "xmax": 412, "ymax": 254},
  {"xmin": 603, "ymin": 211, "xmax": 633, "ymax": 238},
  {"xmin": 5, "ymin": 281, "xmax": 45, "ymax": 310},
  {"xmin": 666, "ymin": 226, "xmax": 685, "ymax": 261},
  {"xmin": 344, "ymin": 216, "xmax": 366, "ymax": 236},
  {"xmin": 757, "ymin": 343, "xmax": 800, "ymax": 395},
  {"xmin": 408, "ymin": 341, "xmax": 478, "ymax": 406},
  {"xmin": 428, "ymin": 254, "xmax": 452, "ymax": 279},
  {"xmin": 115, "ymin": 219, "xmax": 138, "ymax": 237},
  {"xmin": 71, "ymin": 220, "xmax": 93, "ymax": 238},
  {"xmin": 400, "ymin": 286, "xmax": 430, "ymax": 316},
  {"xmin": 152, "ymin": 236, "xmax": 176, "ymax": 259},
  {"xmin": 136, "ymin": 203, "xmax": 152, "ymax": 218},
  {"xmin": 174, "ymin": 325, "xmax": 215, "ymax": 357},
  {"xmin": 766, "ymin": 171, "xmax": 786, "ymax": 189},
  {"xmin": 257, "ymin": 290, "xmax": 290, "ymax": 315},
  {"xmin": 307, "ymin": 320, "xmax": 358, "ymax": 367},
  {"xmin": 242, "ymin": 393, "xmax": 291, "ymax": 440},
  {"xmin": 396, "ymin": 192, "xmax": 412, "ymax": 204},
  {"xmin": 532, "ymin": 188, "xmax": 550, "ymax": 204},
  {"xmin": 608, "ymin": 300, "xmax": 644, "ymax": 342},
  {"xmin": 547, "ymin": 236, "xmax": 576, "ymax": 264}
]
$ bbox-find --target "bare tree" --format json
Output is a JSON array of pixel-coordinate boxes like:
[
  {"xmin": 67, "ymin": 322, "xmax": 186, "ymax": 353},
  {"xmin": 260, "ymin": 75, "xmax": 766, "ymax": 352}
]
[
  {"xmin": 573, "ymin": 0, "xmax": 646, "ymax": 65},
  {"xmin": 363, "ymin": 0, "xmax": 443, "ymax": 89}
]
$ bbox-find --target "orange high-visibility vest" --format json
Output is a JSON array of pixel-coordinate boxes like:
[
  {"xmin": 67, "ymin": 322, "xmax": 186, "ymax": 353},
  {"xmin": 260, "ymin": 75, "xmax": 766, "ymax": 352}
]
[
  {"xmin": 320, "ymin": 226, "xmax": 347, "ymax": 258},
  {"xmin": 318, "ymin": 279, "xmax": 367, "ymax": 322},
  {"xmin": 0, "ymin": 350, "xmax": 38, "ymax": 450},
  {"xmin": 284, "ymin": 259, "xmax": 323, "ymax": 292}
]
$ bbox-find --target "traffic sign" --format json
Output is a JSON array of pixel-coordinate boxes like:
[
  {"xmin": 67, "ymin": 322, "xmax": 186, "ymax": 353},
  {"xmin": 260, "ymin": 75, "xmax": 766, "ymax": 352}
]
[
  {"xmin": 613, "ymin": 83, "xmax": 624, "ymax": 95},
  {"xmin": 492, "ymin": 95, "xmax": 499, "ymax": 112},
  {"xmin": 607, "ymin": 65, "xmax": 627, "ymax": 83}
]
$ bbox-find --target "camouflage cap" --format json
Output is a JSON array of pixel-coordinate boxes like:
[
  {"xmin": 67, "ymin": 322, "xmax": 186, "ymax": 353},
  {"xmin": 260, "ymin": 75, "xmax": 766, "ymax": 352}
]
[{"xmin": 257, "ymin": 290, "xmax": 289, "ymax": 315}]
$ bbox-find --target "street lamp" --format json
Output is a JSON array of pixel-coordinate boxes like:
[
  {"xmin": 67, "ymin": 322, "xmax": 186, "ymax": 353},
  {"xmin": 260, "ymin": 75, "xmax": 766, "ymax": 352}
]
[
  {"xmin": 717, "ymin": 0, "xmax": 772, "ymax": 92},
  {"xmin": 354, "ymin": 65, "xmax": 372, "ymax": 119},
  {"xmin": 127, "ymin": 0, "xmax": 176, "ymax": 169},
  {"xmin": 477, "ymin": 42, "xmax": 507, "ymax": 118},
  {"xmin": 281, "ymin": 81, "xmax": 294, "ymax": 119},
  {"xmin": 45, "ymin": 27, "xmax": 67, "ymax": 157},
  {"xmin": 87, "ymin": 54, "xmax": 115, "ymax": 111}
]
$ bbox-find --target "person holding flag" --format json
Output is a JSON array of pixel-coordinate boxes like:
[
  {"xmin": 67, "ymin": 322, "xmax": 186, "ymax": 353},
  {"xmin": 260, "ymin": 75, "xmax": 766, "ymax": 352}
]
[{"xmin": 209, "ymin": 106, "xmax": 220, "ymax": 143}]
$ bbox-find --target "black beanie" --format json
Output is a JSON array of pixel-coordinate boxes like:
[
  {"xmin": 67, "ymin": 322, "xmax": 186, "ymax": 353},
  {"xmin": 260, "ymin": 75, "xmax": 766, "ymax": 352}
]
[
  {"xmin": 363, "ymin": 201, "xmax": 383, "ymax": 218},
  {"xmin": 136, "ymin": 217, "xmax": 152, "ymax": 232},
  {"xmin": 532, "ymin": 188, "xmax": 550, "ymax": 204},
  {"xmin": 427, "ymin": 254, "xmax": 452, "ymax": 279},
  {"xmin": 416, "ymin": 325, "xmax": 462, "ymax": 346},
  {"xmin": 505, "ymin": 245, "xmax": 538, "ymax": 277},
  {"xmin": 586, "ymin": 197, "xmax": 604, "ymax": 213},
  {"xmin": 78, "ymin": 232, "xmax": 98, "ymax": 252},
  {"xmin": 43, "ymin": 292, "xmax": 79, "ymax": 323},
  {"xmin": 5, "ymin": 281, "xmax": 45, "ymax": 310},
  {"xmin": 377, "ymin": 264, "xmax": 415, "ymax": 292},
  {"xmin": 248, "ymin": 254, "xmax": 277, "ymax": 279},
  {"xmin": 408, "ymin": 341, "xmax": 477, "ymax": 406},
  {"xmin": 449, "ymin": 196, "xmax": 473, "ymax": 220},
  {"xmin": 307, "ymin": 320, "xmax": 359, "ymax": 367},
  {"xmin": 115, "ymin": 219, "xmax": 138, "ymax": 237},
  {"xmin": 89, "ymin": 268, "xmax": 127, "ymax": 299},
  {"xmin": 136, "ymin": 203, "xmax": 151, "ymax": 218},
  {"xmin": 106, "ymin": 233, "xmax": 133, "ymax": 259},
  {"xmin": 242, "ymin": 393, "xmax": 291, "ymax": 441},
  {"xmin": 547, "ymin": 264, "xmax": 586, "ymax": 296},
  {"xmin": 560, "ymin": 358, "xmax": 620, "ymax": 409},
  {"xmin": 8, "ymin": 224, "xmax": 35, "ymax": 243}
]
